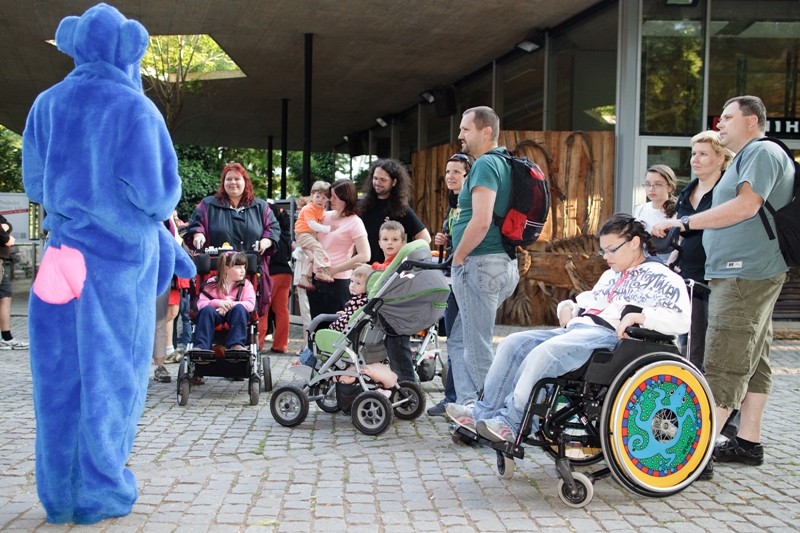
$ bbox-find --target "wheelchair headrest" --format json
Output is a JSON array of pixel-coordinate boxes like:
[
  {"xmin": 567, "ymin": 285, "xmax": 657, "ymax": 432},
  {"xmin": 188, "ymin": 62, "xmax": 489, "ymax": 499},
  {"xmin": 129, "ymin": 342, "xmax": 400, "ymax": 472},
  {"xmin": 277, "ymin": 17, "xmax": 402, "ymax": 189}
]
[
  {"xmin": 650, "ymin": 226, "xmax": 681, "ymax": 256},
  {"xmin": 193, "ymin": 251, "xmax": 259, "ymax": 276}
]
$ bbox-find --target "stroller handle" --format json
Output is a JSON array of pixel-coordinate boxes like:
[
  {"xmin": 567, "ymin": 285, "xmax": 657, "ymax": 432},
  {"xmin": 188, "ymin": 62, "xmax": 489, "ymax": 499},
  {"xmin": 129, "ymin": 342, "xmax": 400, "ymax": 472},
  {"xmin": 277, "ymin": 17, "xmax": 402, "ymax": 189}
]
[{"xmin": 397, "ymin": 256, "xmax": 453, "ymax": 272}]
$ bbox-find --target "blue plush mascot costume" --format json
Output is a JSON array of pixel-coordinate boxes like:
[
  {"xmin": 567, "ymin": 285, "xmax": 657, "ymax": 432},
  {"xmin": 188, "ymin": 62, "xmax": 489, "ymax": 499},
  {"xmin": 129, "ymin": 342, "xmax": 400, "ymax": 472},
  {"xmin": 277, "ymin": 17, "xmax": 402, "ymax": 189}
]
[{"xmin": 21, "ymin": 3, "xmax": 195, "ymax": 525}]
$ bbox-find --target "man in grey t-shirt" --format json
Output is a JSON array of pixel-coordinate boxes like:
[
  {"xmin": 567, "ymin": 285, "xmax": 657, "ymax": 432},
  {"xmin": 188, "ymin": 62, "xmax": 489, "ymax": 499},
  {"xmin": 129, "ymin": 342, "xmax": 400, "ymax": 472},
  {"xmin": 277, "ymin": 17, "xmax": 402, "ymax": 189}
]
[{"xmin": 654, "ymin": 95, "xmax": 792, "ymax": 470}]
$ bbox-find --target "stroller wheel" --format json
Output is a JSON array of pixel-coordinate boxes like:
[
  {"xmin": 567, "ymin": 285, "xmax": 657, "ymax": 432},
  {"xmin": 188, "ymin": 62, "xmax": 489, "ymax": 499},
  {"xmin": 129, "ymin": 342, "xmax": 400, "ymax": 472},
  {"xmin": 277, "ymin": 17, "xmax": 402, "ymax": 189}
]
[
  {"xmin": 262, "ymin": 356, "xmax": 273, "ymax": 392},
  {"xmin": 391, "ymin": 381, "xmax": 426, "ymax": 420},
  {"xmin": 270, "ymin": 385, "xmax": 309, "ymax": 426},
  {"xmin": 249, "ymin": 377, "xmax": 260, "ymax": 406},
  {"xmin": 315, "ymin": 383, "xmax": 340, "ymax": 413},
  {"xmin": 177, "ymin": 378, "xmax": 190, "ymax": 407},
  {"xmin": 351, "ymin": 391, "xmax": 393, "ymax": 436}
]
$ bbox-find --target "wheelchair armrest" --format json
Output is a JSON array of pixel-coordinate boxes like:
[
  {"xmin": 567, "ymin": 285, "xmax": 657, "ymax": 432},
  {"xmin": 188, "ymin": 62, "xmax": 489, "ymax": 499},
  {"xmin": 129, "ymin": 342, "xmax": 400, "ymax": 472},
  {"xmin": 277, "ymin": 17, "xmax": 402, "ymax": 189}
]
[{"xmin": 625, "ymin": 326, "xmax": 674, "ymax": 343}]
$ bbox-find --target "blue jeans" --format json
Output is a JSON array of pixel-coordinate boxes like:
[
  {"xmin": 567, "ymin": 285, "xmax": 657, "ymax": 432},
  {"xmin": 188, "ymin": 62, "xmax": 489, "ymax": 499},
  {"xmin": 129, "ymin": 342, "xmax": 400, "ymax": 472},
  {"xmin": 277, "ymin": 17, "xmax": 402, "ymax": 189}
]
[
  {"xmin": 179, "ymin": 289, "xmax": 192, "ymax": 347},
  {"xmin": 473, "ymin": 324, "xmax": 619, "ymax": 435},
  {"xmin": 442, "ymin": 290, "xmax": 459, "ymax": 403},
  {"xmin": 385, "ymin": 334, "xmax": 415, "ymax": 383},
  {"xmin": 194, "ymin": 304, "xmax": 249, "ymax": 350},
  {"xmin": 448, "ymin": 253, "xmax": 519, "ymax": 405}
]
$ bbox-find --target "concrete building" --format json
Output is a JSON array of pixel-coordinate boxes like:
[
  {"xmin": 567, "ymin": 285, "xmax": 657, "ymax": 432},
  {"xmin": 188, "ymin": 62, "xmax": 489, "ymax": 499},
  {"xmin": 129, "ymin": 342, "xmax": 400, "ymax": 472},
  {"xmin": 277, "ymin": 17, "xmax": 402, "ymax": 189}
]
[{"xmin": 1, "ymin": 0, "xmax": 798, "ymax": 208}]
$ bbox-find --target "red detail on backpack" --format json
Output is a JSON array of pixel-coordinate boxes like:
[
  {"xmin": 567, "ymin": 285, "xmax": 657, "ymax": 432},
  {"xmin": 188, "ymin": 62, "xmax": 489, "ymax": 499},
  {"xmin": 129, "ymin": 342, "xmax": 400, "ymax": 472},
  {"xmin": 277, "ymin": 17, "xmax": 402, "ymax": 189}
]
[{"xmin": 486, "ymin": 150, "xmax": 550, "ymax": 257}]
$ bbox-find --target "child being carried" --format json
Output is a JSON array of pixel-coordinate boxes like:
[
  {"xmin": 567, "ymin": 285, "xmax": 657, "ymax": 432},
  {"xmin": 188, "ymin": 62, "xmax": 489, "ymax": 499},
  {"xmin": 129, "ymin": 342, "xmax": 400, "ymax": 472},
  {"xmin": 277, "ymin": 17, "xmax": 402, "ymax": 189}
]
[{"xmin": 295, "ymin": 180, "xmax": 337, "ymax": 289}]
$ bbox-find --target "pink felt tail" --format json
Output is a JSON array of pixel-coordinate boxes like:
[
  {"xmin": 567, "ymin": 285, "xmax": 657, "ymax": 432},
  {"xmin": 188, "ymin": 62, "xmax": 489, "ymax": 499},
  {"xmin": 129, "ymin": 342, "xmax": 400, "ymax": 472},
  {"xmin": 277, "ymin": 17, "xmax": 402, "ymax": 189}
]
[{"xmin": 33, "ymin": 245, "xmax": 86, "ymax": 304}]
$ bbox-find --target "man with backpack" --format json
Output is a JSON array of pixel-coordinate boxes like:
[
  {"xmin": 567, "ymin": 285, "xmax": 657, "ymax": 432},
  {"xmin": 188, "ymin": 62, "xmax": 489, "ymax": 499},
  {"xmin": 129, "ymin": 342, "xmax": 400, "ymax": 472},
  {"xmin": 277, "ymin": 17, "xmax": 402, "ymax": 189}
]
[
  {"xmin": 654, "ymin": 95, "xmax": 793, "ymax": 468},
  {"xmin": 445, "ymin": 106, "xmax": 519, "ymax": 418}
]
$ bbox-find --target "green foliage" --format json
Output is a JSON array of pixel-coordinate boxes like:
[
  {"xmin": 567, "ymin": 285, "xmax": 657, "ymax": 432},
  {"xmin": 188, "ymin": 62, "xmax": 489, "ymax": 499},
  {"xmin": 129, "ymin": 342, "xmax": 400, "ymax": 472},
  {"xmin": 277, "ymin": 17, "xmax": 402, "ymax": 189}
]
[
  {"xmin": 285, "ymin": 151, "xmax": 335, "ymax": 194},
  {"xmin": 0, "ymin": 126, "xmax": 23, "ymax": 193},
  {"xmin": 176, "ymin": 159, "xmax": 219, "ymax": 220}
]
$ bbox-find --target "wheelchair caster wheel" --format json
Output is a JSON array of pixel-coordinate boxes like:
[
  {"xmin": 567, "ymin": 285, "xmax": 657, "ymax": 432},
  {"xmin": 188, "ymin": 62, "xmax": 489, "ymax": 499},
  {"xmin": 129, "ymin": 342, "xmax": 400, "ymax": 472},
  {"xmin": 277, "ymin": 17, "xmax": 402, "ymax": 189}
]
[
  {"xmin": 557, "ymin": 472, "xmax": 593, "ymax": 508},
  {"xmin": 451, "ymin": 429, "xmax": 475, "ymax": 446},
  {"xmin": 496, "ymin": 451, "xmax": 514, "ymax": 480}
]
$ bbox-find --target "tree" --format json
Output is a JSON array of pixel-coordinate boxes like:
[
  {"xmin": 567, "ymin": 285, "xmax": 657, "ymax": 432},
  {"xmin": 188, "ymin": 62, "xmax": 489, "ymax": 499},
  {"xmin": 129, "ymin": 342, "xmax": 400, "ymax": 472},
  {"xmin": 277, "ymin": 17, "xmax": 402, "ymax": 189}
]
[
  {"xmin": 0, "ymin": 126, "xmax": 23, "ymax": 193},
  {"xmin": 140, "ymin": 35, "xmax": 239, "ymax": 131}
]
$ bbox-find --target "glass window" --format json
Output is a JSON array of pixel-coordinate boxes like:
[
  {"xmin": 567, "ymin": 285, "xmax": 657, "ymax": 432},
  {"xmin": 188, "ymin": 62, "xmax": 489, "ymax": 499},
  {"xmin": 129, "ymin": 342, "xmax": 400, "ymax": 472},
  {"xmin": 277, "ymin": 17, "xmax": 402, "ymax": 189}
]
[
  {"xmin": 398, "ymin": 109, "xmax": 417, "ymax": 164},
  {"xmin": 426, "ymin": 103, "xmax": 453, "ymax": 149},
  {"xmin": 640, "ymin": 0, "xmax": 706, "ymax": 135},
  {"xmin": 546, "ymin": 2, "xmax": 618, "ymax": 131},
  {"xmin": 708, "ymin": 1, "xmax": 800, "ymax": 124},
  {"xmin": 459, "ymin": 69, "xmax": 492, "ymax": 112},
  {"xmin": 503, "ymin": 51, "xmax": 545, "ymax": 131},
  {"xmin": 646, "ymin": 145, "xmax": 693, "ymax": 194}
]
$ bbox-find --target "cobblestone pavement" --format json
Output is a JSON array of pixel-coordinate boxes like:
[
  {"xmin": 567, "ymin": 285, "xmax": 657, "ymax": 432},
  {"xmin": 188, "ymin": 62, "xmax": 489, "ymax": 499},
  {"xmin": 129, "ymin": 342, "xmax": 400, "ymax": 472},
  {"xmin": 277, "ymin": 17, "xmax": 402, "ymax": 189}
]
[{"xmin": 2, "ymin": 312, "xmax": 800, "ymax": 532}]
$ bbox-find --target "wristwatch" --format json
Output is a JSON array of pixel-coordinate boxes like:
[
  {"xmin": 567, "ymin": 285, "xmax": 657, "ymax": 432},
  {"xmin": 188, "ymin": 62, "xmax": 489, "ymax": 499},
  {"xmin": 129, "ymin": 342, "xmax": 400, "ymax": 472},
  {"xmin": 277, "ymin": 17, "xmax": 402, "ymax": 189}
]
[{"xmin": 680, "ymin": 215, "xmax": 691, "ymax": 231}]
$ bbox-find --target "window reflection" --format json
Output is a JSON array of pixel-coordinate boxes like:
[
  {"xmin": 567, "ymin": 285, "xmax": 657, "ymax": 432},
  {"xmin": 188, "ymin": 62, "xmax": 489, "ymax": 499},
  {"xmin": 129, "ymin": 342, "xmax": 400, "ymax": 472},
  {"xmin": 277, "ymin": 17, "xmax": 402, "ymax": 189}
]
[{"xmin": 640, "ymin": 0, "xmax": 706, "ymax": 135}]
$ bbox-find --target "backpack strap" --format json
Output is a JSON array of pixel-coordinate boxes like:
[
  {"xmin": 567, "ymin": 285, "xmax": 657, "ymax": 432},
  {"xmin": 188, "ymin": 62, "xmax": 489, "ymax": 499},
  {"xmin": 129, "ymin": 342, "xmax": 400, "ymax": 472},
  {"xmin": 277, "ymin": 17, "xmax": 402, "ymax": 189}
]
[
  {"xmin": 482, "ymin": 149, "xmax": 517, "ymax": 259},
  {"xmin": 735, "ymin": 137, "xmax": 792, "ymax": 241}
]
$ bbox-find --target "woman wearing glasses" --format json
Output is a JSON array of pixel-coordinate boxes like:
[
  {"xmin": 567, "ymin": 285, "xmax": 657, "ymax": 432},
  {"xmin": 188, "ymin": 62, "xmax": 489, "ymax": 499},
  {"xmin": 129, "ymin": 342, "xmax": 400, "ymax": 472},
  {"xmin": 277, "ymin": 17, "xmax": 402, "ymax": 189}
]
[
  {"xmin": 635, "ymin": 164, "xmax": 678, "ymax": 261},
  {"xmin": 446, "ymin": 214, "xmax": 690, "ymax": 445}
]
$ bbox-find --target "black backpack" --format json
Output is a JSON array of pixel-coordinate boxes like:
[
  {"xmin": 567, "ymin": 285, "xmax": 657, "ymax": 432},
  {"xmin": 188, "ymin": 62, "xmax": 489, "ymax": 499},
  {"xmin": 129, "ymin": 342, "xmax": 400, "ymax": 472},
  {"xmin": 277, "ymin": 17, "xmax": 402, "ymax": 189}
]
[
  {"xmin": 736, "ymin": 137, "xmax": 800, "ymax": 268},
  {"xmin": 484, "ymin": 149, "xmax": 550, "ymax": 258}
]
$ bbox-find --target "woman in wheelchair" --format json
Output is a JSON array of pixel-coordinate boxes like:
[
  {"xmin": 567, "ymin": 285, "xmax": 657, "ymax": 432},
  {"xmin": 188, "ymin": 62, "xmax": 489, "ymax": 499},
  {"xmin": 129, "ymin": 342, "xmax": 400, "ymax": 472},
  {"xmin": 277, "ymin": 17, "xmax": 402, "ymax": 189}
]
[
  {"xmin": 194, "ymin": 251, "xmax": 256, "ymax": 351},
  {"xmin": 446, "ymin": 214, "xmax": 691, "ymax": 443}
]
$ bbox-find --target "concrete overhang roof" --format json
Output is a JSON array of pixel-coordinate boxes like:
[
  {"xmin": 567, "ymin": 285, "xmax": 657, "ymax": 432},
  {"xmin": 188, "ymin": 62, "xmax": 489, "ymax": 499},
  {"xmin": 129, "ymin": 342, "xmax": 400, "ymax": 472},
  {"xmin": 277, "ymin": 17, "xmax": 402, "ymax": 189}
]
[{"xmin": 0, "ymin": 0, "xmax": 599, "ymax": 151}]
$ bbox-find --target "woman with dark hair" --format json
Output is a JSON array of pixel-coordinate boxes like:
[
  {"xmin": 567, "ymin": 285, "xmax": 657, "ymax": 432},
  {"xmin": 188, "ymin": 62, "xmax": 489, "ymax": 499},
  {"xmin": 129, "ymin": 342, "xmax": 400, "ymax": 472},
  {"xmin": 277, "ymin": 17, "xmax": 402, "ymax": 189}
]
[
  {"xmin": 306, "ymin": 180, "xmax": 371, "ymax": 317},
  {"xmin": 186, "ymin": 162, "xmax": 281, "ymax": 315},
  {"xmin": 446, "ymin": 213, "xmax": 691, "ymax": 444},
  {"xmin": 428, "ymin": 153, "xmax": 472, "ymax": 416}
]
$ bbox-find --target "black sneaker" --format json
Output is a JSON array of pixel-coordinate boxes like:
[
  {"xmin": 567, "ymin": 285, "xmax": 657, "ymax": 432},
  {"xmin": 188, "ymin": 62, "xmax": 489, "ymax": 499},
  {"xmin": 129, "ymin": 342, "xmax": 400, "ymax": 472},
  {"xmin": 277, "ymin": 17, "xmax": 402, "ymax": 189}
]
[
  {"xmin": 713, "ymin": 438, "xmax": 764, "ymax": 466},
  {"xmin": 697, "ymin": 458, "xmax": 714, "ymax": 480},
  {"xmin": 427, "ymin": 400, "xmax": 449, "ymax": 417}
]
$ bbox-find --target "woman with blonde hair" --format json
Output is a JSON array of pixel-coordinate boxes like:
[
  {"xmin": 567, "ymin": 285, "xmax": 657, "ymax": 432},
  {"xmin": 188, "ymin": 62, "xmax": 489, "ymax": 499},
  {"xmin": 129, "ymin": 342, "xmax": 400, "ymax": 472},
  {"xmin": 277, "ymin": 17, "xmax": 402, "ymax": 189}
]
[{"xmin": 673, "ymin": 130, "xmax": 734, "ymax": 371}]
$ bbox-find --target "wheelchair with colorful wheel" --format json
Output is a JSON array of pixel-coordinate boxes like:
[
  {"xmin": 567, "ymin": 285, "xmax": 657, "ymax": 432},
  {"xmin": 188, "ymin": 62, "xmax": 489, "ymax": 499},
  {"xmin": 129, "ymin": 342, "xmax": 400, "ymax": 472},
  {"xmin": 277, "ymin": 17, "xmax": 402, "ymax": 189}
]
[{"xmin": 453, "ymin": 327, "xmax": 715, "ymax": 507}]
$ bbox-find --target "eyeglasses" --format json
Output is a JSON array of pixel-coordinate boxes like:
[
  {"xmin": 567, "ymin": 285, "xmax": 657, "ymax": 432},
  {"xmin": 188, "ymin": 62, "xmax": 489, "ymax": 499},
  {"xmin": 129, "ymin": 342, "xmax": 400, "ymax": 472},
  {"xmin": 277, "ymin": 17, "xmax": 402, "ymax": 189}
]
[
  {"xmin": 597, "ymin": 240, "xmax": 630, "ymax": 257},
  {"xmin": 641, "ymin": 182, "xmax": 666, "ymax": 190}
]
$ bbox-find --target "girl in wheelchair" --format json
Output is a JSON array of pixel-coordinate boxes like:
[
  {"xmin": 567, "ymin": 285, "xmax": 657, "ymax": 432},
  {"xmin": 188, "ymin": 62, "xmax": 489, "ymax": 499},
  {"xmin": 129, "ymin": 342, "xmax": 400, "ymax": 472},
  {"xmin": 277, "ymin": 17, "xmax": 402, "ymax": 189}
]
[
  {"xmin": 447, "ymin": 214, "xmax": 691, "ymax": 443},
  {"xmin": 194, "ymin": 251, "xmax": 256, "ymax": 351}
]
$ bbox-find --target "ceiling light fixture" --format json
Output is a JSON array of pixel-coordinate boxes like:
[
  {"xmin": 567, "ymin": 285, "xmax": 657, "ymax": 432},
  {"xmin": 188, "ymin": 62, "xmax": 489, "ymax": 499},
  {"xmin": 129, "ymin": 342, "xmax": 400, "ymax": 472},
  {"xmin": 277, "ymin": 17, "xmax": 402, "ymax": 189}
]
[
  {"xmin": 516, "ymin": 30, "xmax": 545, "ymax": 53},
  {"xmin": 375, "ymin": 117, "xmax": 388, "ymax": 127},
  {"xmin": 420, "ymin": 91, "xmax": 434, "ymax": 104}
]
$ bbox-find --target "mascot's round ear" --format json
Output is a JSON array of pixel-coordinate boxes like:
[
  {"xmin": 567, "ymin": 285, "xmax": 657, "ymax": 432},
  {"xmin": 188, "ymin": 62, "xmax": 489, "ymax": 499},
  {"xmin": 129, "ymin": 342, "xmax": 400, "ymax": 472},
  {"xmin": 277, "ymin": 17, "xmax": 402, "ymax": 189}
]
[
  {"xmin": 117, "ymin": 19, "xmax": 149, "ymax": 65},
  {"xmin": 55, "ymin": 16, "xmax": 80, "ymax": 57}
]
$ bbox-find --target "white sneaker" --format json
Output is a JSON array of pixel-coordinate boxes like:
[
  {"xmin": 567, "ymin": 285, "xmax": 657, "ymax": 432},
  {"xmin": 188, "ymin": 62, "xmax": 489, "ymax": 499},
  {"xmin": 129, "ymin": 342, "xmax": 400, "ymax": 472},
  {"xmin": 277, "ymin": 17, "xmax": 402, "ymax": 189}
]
[{"xmin": 0, "ymin": 339, "xmax": 28, "ymax": 350}]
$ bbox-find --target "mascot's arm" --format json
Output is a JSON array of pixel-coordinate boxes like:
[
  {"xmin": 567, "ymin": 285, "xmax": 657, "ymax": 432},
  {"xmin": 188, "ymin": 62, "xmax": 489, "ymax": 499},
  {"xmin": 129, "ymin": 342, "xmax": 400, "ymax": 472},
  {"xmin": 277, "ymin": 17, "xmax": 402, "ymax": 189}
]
[
  {"xmin": 156, "ymin": 223, "xmax": 196, "ymax": 295},
  {"xmin": 21, "ymin": 112, "xmax": 45, "ymax": 205},
  {"xmin": 115, "ymin": 112, "xmax": 180, "ymax": 222}
]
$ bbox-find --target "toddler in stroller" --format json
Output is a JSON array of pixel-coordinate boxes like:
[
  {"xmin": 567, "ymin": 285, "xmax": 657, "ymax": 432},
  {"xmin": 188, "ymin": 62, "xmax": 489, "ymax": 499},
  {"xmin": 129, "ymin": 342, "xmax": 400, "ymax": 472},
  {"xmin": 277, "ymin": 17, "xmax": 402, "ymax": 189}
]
[
  {"xmin": 177, "ymin": 248, "xmax": 271, "ymax": 406},
  {"xmin": 270, "ymin": 240, "xmax": 451, "ymax": 435}
]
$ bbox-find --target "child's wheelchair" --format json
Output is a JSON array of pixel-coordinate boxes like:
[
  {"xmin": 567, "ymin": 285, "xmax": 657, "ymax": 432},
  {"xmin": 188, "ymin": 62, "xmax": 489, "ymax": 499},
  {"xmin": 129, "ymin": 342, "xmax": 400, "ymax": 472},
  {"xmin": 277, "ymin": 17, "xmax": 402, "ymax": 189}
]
[
  {"xmin": 453, "ymin": 327, "xmax": 715, "ymax": 507},
  {"xmin": 176, "ymin": 248, "xmax": 273, "ymax": 407}
]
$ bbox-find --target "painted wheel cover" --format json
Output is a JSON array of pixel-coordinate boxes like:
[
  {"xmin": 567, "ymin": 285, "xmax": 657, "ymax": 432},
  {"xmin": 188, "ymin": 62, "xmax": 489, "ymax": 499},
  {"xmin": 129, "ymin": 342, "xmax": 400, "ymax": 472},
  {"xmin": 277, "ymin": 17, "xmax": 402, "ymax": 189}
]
[{"xmin": 609, "ymin": 362, "xmax": 713, "ymax": 492}]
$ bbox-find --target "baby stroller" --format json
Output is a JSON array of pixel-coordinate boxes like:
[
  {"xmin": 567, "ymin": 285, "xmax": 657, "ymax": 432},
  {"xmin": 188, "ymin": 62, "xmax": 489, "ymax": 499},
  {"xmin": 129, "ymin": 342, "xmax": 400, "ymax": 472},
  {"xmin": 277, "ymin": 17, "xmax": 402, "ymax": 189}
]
[
  {"xmin": 269, "ymin": 240, "xmax": 450, "ymax": 435},
  {"xmin": 452, "ymin": 228, "xmax": 716, "ymax": 508},
  {"xmin": 176, "ymin": 247, "xmax": 272, "ymax": 407}
]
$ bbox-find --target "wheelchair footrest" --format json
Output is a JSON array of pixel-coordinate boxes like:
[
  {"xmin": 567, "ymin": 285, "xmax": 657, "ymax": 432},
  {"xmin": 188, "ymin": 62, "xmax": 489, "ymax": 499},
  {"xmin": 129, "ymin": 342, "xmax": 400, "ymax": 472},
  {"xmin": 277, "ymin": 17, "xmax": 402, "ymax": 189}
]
[
  {"xmin": 188, "ymin": 349, "xmax": 215, "ymax": 362},
  {"xmin": 224, "ymin": 349, "xmax": 250, "ymax": 361}
]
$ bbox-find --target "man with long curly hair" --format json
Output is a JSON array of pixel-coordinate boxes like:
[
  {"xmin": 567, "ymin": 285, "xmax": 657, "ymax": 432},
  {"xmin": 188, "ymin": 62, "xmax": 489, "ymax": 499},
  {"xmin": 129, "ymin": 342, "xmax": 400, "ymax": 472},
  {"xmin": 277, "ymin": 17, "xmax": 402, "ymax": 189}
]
[{"xmin": 358, "ymin": 159, "xmax": 431, "ymax": 264}]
